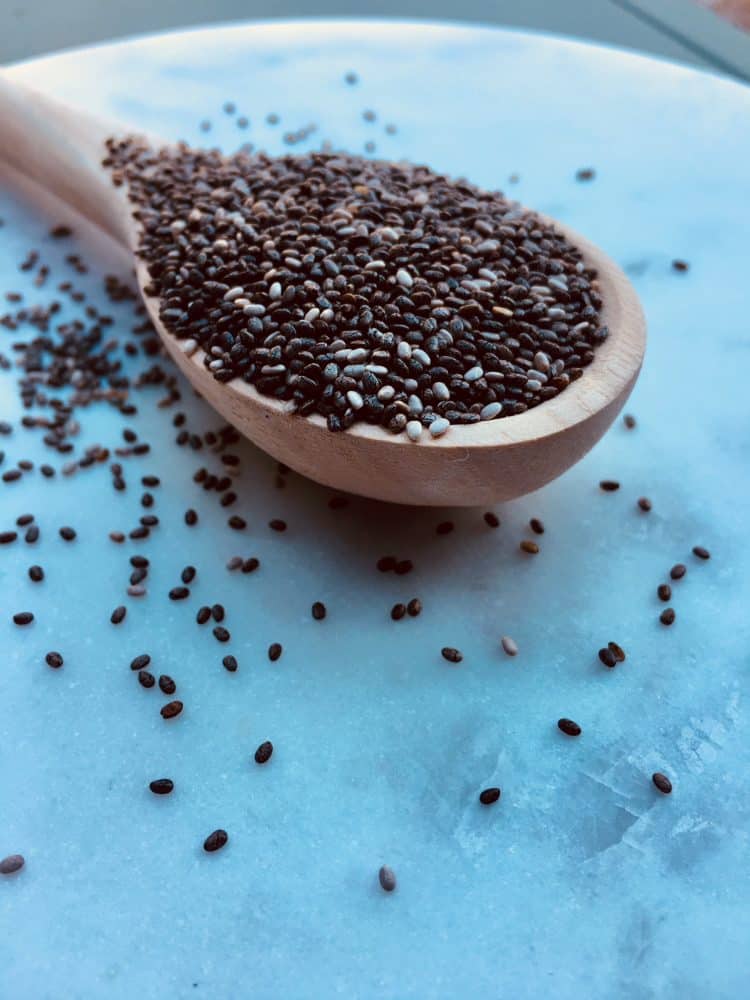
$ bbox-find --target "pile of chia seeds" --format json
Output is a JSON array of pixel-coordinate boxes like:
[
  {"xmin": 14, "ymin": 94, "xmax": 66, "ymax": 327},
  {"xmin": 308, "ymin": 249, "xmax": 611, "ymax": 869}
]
[{"xmin": 104, "ymin": 139, "xmax": 606, "ymax": 440}]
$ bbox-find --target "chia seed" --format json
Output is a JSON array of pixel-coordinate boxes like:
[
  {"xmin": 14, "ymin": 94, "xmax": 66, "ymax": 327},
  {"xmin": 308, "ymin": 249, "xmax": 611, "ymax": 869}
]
[{"xmin": 479, "ymin": 787, "xmax": 501, "ymax": 805}]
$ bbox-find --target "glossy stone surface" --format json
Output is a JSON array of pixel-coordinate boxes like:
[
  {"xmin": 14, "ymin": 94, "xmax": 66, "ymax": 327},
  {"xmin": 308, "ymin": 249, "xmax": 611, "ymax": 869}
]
[{"xmin": 1, "ymin": 21, "xmax": 749, "ymax": 999}]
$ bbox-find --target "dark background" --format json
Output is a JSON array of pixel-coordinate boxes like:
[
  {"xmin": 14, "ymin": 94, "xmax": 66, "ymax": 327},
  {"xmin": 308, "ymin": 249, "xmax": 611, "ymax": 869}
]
[{"xmin": 1, "ymin": 0, "xmax": 749, "ymax": 80}]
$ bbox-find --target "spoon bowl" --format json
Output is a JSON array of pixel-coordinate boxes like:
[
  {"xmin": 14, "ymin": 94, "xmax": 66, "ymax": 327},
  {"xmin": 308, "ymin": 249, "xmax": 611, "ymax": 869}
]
[{"xmin": 0, "ymin": 75, "xmax": 645, "ymax": 506}]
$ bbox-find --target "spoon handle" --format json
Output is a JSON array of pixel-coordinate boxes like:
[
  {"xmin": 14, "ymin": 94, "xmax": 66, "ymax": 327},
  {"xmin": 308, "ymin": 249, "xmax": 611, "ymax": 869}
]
[{"xmin": 0, "ymin": 74, "xmax": 129, "ymax": 244}]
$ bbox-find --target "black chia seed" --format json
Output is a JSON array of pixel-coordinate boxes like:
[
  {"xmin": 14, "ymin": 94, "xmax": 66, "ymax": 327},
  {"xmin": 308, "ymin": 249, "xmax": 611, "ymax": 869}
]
[
  {"xmin": 203, "ymin": 829, "xmax": 228, "ymax": 852},
  {"xmin": 0, "ymin": 854, "xmax": 24, "ymax": 875},
  {"xmin": 378, "ymin": 865, "xmax": 396, "ymax": 892},
  {"xmin": 254, "ymin": 740, "xmax": 273, "ymax": 764},
  {"xmin": 479, "ymin": 787, "xmax": 501, "ymax": 805},
  {"xmin": 652, "ymin": 772, "xmax": 673, "ymax": 794},
  {"xmin": 149, "ymin": 778, "xmax": 174, "ymax": 795},
  {"xmin": 441, "ymin": 647, "xmax": 462, "ymax": 663},
  {"xmin": 558, "ymin": 718, "xmax": 581, "ymax": 736}
]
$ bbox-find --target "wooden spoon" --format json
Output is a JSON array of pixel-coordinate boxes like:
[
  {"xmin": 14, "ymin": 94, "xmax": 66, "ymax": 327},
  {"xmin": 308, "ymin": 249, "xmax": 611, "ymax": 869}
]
[{"xmin": 0, "ymin": 75, "xmax": 646, "ymax": 506}]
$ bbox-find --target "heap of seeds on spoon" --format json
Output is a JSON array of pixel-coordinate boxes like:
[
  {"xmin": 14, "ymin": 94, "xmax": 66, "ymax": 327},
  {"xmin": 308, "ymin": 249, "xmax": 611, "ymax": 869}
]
[{"xmin": 104, "ymin": 140, "xmax": 606, "ymax": 439}]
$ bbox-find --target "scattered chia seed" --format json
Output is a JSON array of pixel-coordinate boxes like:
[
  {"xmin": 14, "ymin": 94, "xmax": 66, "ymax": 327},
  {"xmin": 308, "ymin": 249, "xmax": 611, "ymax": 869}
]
[
  {"xmin": 184, "ymin": 509, "xmax": 198, "ymax": 526},
  {"xmin": 111, "ymin": 605, "xmax": 127, "ymax": 624},
  {"xmin": 0, "ymin": 531, "xmax": 17, "ymax": 544},
  {"xmin": 671, "ymin": 259, "xmax": 689, "ymax": 272},
  {"xmin": 0, "ymin": 855, "xmax": 24, "ymax": 875},
  {"xmin": 693, "ymin": 545, "xmax": 710, "ymax": 560},
  {"xmin": 378, "ymin": 865, "xmax": 396, "ymax": 892},
  {"xmin": 501, "ymin": 636, "xmax": 518, "ymax": 657},
  {"xmin": 483, "ymin": 512, "xmax": 500, "ymax": 528},
  {"xmin": 138, "ymin": 670, "xmax": 155, "ymax": 688},
  {"xmin": 576, "ymin": 167, "xmax": 595, "ymax": 181},
  {"xmin": 268, "ymin": 643, "xmax": 282, "ymax": 661},
  {"xmin": 652, "ymin": 772, "xmax": 673, "ymax": 794},
  {"xmin": 211, "ymin": 604, "xmax": 225, "ymax": 622},
  {"xmin": 670, "ymin": 563, "xmax": 686, "ymax": 580},
  {"xmin": 242, "ymin": 557, "xmax": 259, "ymax": 573},
  {"xmin": 13, "ymin": 612, "xmax": 33, "ymax": 626},
  {"xmin": 45, "ymin": 651, "xmax": 63, "ymax": 668},
  {"xmin": 529, "ymin": 518, "xmax": 545, "ymax": 535},
  {"xmin": 638, "ymin": 497, "xmax": 652, "ymax": 512},
  {"xmin": 213, "ymin": 626, "xmax": 230, "ymax": 642},
  {"xmin": 158, "ymin": 675, "xmax": 176, "ymax": 695},
  {"xmin": 657, "ymin": 583, "xmax": 672, "ymax": 602},
  {"xmin": 25, "ymin": 525, "xmax": 39, "ymax": 543},
  {"xmin": 394, "ymin": 560, "xmax": 413, "ymax": 576},
  {"xmin": 599, "ymin": 480, "xmax": 620, "ymax": 492},
  {"xmin": 130, "ymin": 653, "xmax": 151, "ymax": 671},
  {"xmin": 222, "ymin": 654, "xmax": 238, "ymax": 672},
  {"xmin": 269, "ymin": 519, "xmax": 287, "ymax": 532},
  {"xmin": 406, "ymin": 598, "xmax": 422, "ymax": 617},
  {"xmin": 254, "ymin": 740, "xmax": 273, "ymax": 764},
  {"xmin": 391, "ymin": 603, "xmax": 406, "ymax": 621},
  {"xmin": 479, "ymin": 787, "xmax": 501, "ymax": 805},
  {"xmin": 196, "ymin": 606, "xmax": 211, "ymax": 624},
  {"xmin": 558, "ymin": 718, "xmax": 581, "ymax": 736},
  {"xmin": 203, "ymin": 829, "xmax": 228, "ymax": 852},
  {"xmin": 149, "ymin": 778, "xmax": 174, "ymax": 795},
  {"xmin": 660, "ymin": 608, "xmax": 676, "ymax": 626},
  {"xmin": 28, "ymin": 566, "xmax": 44, "ymax": 582},
  {"xmin": 519, "ymin": 540, "xmax": 539, "ymax": 555},
  {"xmin": 161, "ymin": 700, "xmax": 183, "ymax": 719},
  {"xmin": 312, "ymin": 601, "xmax": 326, "ymax": 620},
  {"xmin": 623, "ymin": 414, "xmax": 636, "ymax": 428},
  {"xmin": 169, "ymin": 586, "xmax": 190, "ymax": 600},
  {"xmin": 59, "ymin": 526, "xmax": 76, "ymax": 541},
  {"xmin": 441, "ymin": 647, "xmax": 462, "ymax": 663}
]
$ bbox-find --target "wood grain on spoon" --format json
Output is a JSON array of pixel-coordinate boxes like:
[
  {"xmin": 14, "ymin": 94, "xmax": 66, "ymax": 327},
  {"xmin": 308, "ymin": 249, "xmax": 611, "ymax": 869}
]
[{"xmin": 0, "ymin": 74, "xmax": 646, "ymax": 506}]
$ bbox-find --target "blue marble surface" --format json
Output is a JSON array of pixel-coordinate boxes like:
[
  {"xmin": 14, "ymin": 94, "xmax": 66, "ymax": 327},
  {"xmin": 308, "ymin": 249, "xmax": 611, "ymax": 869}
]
[{"xmin": 1, "ymin": 21, "xmax": 749, "ymax": 1000}]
